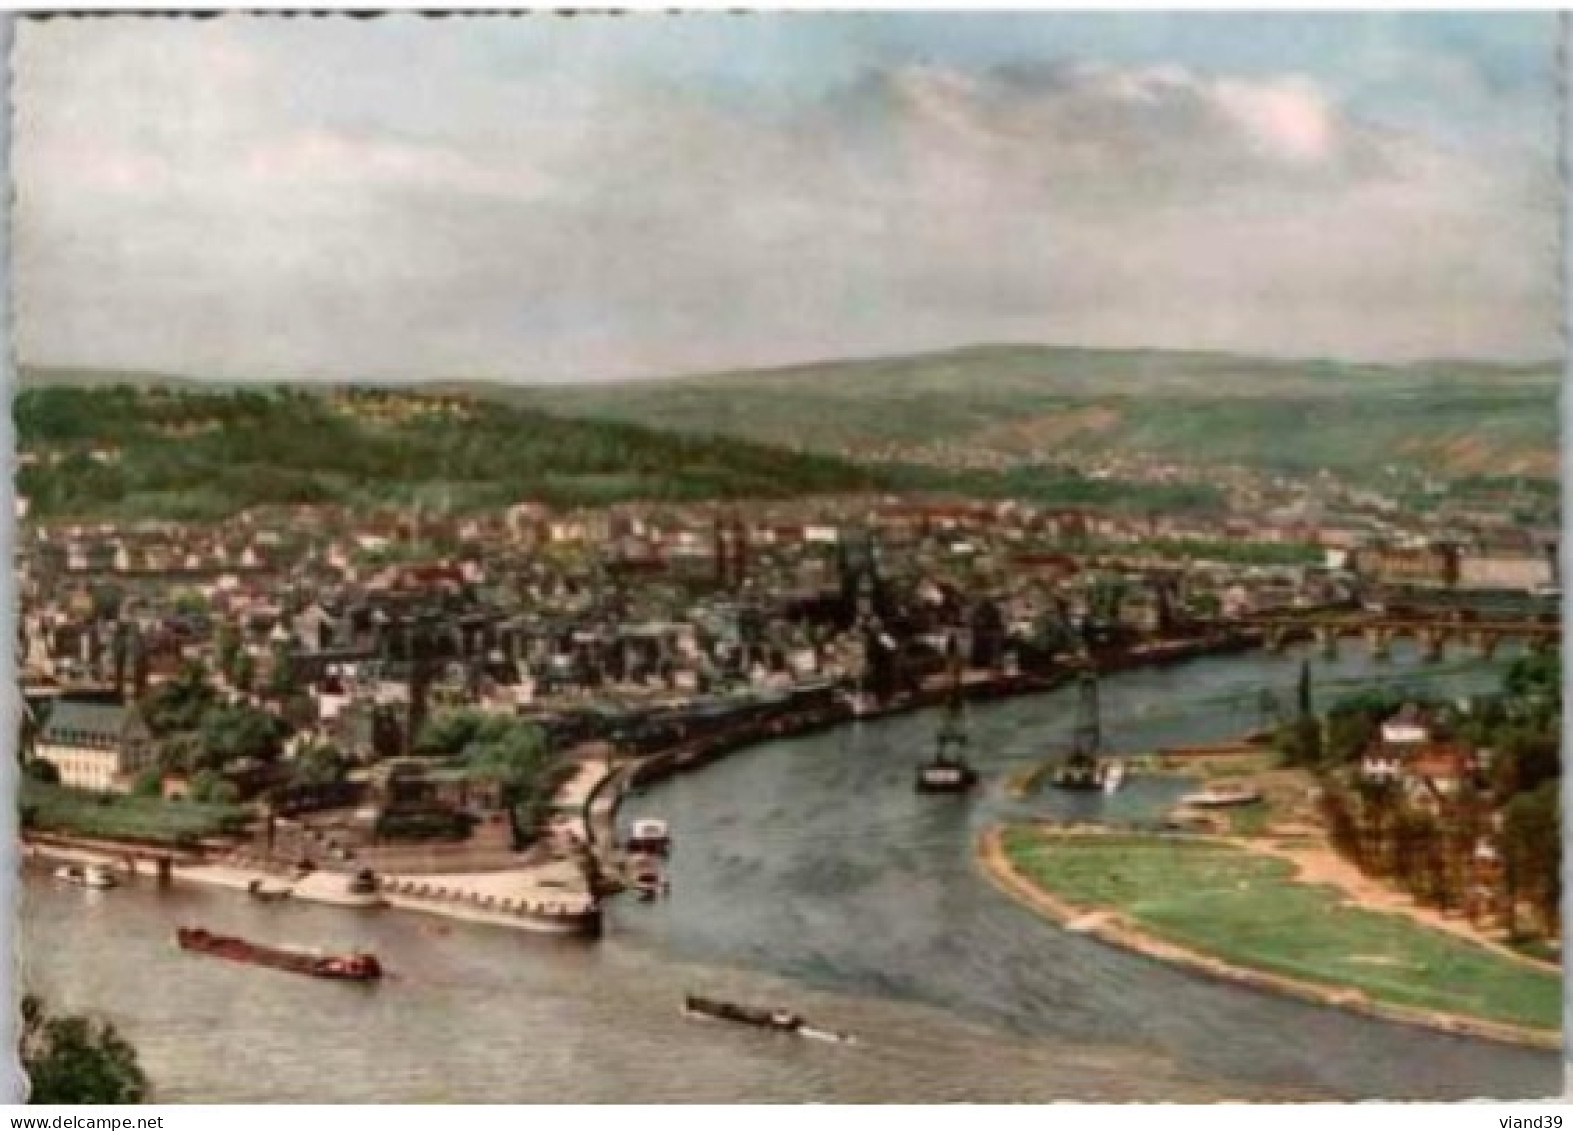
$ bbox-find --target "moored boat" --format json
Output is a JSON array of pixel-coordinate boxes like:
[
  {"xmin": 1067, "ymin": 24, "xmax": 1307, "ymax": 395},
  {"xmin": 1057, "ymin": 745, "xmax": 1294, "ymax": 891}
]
[
  {"xmin": 1051, "ymin": 753, "xmax": 1103, "ymax": 792},
  {"xmin": 1179, "ymin": 784, "xmax": 1263, "ymax": 809},
  {"xmin": 916, "ymin": 640, "xmax": 978, "ymax": 795},
  {"xmin": 175, "ymin": 927, "xmax": 383, "ymax": 981},
  {"xmin": 627, "ymin": 818, "xmax": 671, "ymax": 856},
  {"xmin": 1050, "ymin": 671, "xmax": 1106, "ymax": 793},
  {"xmin": 246, "ymin": 878, "xmax": 292, "ymax": 902},
  {"xmin": 55, "ymin": 863, "xmax": 117, "ymax": 890},
  {"xmin": 916, "ymin": 758, "xmax": 978, "ymax": 793}
]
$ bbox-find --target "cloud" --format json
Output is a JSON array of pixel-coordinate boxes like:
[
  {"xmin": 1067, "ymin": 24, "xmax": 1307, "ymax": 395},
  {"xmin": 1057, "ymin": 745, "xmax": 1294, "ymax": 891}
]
[{"xmin": 14, "ymin": 19, "xmax": 1560, "ymax": 383}]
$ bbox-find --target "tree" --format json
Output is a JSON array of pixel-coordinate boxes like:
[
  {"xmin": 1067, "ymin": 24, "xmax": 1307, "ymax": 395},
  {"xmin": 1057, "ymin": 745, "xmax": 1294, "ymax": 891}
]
[
  {"xmin": 460, "ymin": 720, "xmax": 556, "ymax": 847},
  {"xmin": 89, "ymin": 585, "xmax": 124, "ymax": 622},
  {"xmin": 215, "ymin": 624, "xmax": 242, "ymax": 684},
  {"xmin": 189, "ymin": 768, "xmax": 239, "ymax": 806},
  {"xmin": 1505, "ymin": 651, "xmax": 1560, "ymax": 702},
  {"xmin": 463, "ymin": 723, "xmax": 552, "ymax": 790},
  {"xmin": 1503, "ymin": 781, "xmax": 1560, "ymax": 936},
  {"xmin": 266, "ymin": 646, "xmax": 299, "ymax": 699},
  {"xmin": 291, "ymin": 742, "xmax": 348, "ymax": 787},
  {"xmin": 415, "ymin": 709, "xmax": 489, "ymax": 755},
  {"xmin": 130, "ymin": 768, "xmax": 163, "ymax": 798},
  {"xmin": 21, "ymin": 995, "xmax": 149, "ymax": 1104},
  {"xmin": 23, "ymin": 759, "xmax": 60, "ymax": 785},
  {"xmin": 1496, "ymin": 728, "xmax": 1560, "ymax": 797},
  {"xmin": 231, "ymin": 651, "xmax": 256, "ymax": 694},
  {"xmin": 140, "ymin": 660, "xmax": 216, "ymax": 736},
  {"xmin": 171, "ymin": 589, "xmax": 207, "ymax": 617},
  {"xmin": 1275, "ymin": 714, "xmax": 1323, "ymax": 768},
  {"xmin": 199, "ymin": 704, "xmax": 284, "ymax": 765},
  {"xmin": 157, "ymin": 733, "xmax": 203, "ymax": 776}
]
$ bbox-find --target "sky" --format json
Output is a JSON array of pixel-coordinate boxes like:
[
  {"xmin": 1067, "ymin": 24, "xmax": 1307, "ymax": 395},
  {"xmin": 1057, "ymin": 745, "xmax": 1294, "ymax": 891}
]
[{"xmin": 14, "ymin": 13, "xmax": 1565, "ymax": 384}]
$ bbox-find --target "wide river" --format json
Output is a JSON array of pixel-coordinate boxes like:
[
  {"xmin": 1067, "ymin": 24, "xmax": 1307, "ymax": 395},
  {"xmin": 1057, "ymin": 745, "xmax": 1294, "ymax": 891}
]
[{"xmin": 21, "ymin": 642, "xmax": 1566, "ymax": 1102}]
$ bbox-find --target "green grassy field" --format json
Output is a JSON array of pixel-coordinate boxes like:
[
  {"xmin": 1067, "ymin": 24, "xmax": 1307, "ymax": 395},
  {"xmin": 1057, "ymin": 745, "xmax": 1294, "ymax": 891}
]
[
  {"xmin": 20, "ymin": 780, "xmax": 249, "ymax": 846},
  {"xmin": 1002, "ymin": 829, "xmax": 1562, "ymax": 1032}
]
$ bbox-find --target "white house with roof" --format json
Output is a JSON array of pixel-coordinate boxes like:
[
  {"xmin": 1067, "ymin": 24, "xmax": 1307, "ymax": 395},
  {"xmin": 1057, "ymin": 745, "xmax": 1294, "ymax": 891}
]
[{"xmin": 34, "ymin": 699, "xmax": 156, "ymax": 793}]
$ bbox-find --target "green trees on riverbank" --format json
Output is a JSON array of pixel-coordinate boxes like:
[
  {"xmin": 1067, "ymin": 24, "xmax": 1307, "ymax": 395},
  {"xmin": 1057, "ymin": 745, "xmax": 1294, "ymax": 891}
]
[
  {"xmin": 21, "ymin": 996, "xmax": 149, "ymax": 1104},
  {"xmin": 413, "ymin": 710, "xmax": 567, "ymax": 846},
  {"xmin": 1278, "ymin": 652, "xmax": 1563, "ymax": 942}
]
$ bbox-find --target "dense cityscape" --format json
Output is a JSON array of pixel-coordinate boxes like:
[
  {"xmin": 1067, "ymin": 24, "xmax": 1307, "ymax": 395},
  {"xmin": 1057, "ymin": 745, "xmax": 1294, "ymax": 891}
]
[{"xmin": 17, "ymin": 382, "xmax": 1564, "ymax": 1103}]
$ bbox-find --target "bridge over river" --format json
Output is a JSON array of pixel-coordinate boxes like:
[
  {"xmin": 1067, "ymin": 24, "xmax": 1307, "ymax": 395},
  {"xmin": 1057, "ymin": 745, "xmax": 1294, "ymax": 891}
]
[
  {"xmin": 20, "ymin": 642, "xmax": 1563, "ymax": 1101},
  {"xmin": 1241, "ymin": 608, "xmax": 1560, "ymax": 660}
]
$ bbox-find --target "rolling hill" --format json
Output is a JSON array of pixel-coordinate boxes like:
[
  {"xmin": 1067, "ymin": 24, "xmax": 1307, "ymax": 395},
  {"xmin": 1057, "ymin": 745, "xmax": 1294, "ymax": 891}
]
[
  {"xmin": 498, "ymin": 345, "xmax": 1560, "ymax": 480},
  {"xmin": 20, "ymin": 344, "xmax": 1560, "ymax": 513},
  {"xmin": 12, "ymin": 382, "xmax": 889, "ymax": 523}
]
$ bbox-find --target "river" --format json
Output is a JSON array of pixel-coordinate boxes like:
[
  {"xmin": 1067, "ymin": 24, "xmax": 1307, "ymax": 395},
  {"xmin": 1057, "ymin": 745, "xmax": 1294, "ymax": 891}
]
[{"xmin": 20, "ymin": 642, "xmax": 1565, "ymax": 1102}]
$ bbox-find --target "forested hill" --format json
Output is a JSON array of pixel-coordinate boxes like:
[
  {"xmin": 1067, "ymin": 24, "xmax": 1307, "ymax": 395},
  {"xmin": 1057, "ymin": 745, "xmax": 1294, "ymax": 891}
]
[{"xmin": 13, "ymin": 383, "xmax": 886, "ymax": 523}]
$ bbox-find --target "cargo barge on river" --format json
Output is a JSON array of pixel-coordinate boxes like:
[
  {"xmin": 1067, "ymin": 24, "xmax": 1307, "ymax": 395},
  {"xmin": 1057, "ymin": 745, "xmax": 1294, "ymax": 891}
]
[
  {"xmin": 175, "ymin": 927, "xmax": 383, "ymax": 981},
  {"xmin": 682, "ymin": 994, "xmax": 855, "ymax": 1044}
]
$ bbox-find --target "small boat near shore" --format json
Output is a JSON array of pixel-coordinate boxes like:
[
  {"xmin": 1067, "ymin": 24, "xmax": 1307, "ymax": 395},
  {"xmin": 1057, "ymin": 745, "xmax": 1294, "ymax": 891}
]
[
  {"xmin": 1050, "ymin": 671, "xmax": 1108, "ymax": 793},
  {"xmin": 627, "ymin": 819, "xmax": 671, "ymax": 856},
  {"xmin": 246, "ymin": 878, "xmax": 292, "ymax": 902},
  {"xmin": 916, "ymin": 756, "xmax": 978, "ymax": 794},
  {"xmin": 682, "ymin": 994, "xmax": 855, "ymax": 1044},
  {"xmin": 1179, "ymin": 784, "xmax": 1264, "ymax": 809},
  {"xmin": 175, "ymin": 927, "xmax": 383, "ymax": 981},
  {"xmin": 1051, "ymin": 754, "xmax": 1103, "ymax": 791},
  {"xmin": 55, "ymin": 863, "xmax": 117, "ymax": 889},
  {"xmin": 917, "ymin": 645, "xmax": 978, "ymax": 795}
]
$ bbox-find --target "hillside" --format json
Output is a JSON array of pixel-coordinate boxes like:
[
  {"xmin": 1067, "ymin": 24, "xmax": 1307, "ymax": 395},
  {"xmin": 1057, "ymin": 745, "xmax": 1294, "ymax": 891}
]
[
  {"xmin": 501, "ymin": 345, "xmax": 1560, "ymax": 480},
  {"xmin": 13, "ymin": 383, "xmax": 888, "ymax": 523}
]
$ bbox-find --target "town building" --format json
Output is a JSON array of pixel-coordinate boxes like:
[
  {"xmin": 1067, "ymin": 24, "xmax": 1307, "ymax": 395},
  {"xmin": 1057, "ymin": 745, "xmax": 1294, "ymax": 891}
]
[{"xmin": 34, "ymin": 698, "xmax": 156, "ymax": 793}]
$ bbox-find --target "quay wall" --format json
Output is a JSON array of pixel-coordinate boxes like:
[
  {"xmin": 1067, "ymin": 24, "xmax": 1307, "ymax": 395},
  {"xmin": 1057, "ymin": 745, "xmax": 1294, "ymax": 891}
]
[{"xmin": 379, "ymin": 876, "xmax": 594, "ymax": 923}]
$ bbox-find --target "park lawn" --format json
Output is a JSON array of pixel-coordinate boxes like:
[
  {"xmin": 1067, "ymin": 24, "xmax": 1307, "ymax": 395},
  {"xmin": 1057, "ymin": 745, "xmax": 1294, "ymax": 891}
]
[
  {"xmin": 20, "ymin": 779, "xmax": 249, "ymax": 846},
  {"xmin": 1003, "ymin": 829, "xmax": 1563, "ymax": 1033}
]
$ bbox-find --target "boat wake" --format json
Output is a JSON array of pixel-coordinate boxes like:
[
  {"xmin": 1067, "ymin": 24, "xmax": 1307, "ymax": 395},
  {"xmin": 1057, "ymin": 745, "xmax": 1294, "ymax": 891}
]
[{"xmin": 799, "ymin": 1026, "xmax": 858, "ymax": 1046}]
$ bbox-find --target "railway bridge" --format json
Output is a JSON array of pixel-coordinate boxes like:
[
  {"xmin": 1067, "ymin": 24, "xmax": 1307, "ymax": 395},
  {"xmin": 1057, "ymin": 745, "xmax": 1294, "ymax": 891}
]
[{"xmin": 1237, "ymin": 609, "xmax": 1560, "ymax": 661}]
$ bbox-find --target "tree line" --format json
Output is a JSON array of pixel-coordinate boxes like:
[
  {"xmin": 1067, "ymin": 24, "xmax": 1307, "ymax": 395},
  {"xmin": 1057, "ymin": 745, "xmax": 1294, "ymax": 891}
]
[{"xmin": 1277, "ymin": 652, "xmax": 1561, "ymax": 941}]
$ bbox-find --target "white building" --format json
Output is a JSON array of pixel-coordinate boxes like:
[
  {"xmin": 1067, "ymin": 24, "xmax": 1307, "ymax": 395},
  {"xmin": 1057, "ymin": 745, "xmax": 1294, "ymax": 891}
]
[{"xmin": 34, "ymin": 700, "xmax": 156, "ymax": 793}]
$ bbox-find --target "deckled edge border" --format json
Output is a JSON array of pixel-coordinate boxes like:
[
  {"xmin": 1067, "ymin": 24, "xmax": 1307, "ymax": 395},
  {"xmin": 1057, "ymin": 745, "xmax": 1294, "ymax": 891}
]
[{"xmin": 3, "ymin": 10, "xmax": 23, "ymax": 1108}]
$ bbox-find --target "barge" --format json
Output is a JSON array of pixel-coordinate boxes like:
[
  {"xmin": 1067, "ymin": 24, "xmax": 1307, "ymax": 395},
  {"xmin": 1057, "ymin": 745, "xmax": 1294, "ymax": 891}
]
[
  {"xmin": 175, "ymin": 927, "xmax": 383, "ymax": 981},
  {"xmin": 682, "ymin": 994, "xmax": 854, "ymax": 1044}
]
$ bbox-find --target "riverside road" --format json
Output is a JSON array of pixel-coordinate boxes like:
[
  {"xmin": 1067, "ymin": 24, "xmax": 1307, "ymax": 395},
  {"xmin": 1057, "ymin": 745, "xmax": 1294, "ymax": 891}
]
[{"xmin": 21, "ymin": 642, "xmax": 1562, "ymax": 1102}]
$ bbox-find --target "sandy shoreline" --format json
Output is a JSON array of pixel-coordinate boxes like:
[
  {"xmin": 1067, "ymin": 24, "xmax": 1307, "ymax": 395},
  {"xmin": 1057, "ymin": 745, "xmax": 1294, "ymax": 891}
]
[{"xmin": 975, "ymin": 825, "xmax": 1562, "ymax": 1052}]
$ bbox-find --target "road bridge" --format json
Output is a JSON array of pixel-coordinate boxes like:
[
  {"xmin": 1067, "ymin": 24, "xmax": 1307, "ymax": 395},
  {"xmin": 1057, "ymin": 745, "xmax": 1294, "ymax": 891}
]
[{"xmin": 1237, "ymin": 610, "xmax": 1560, "ymax": 661}]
